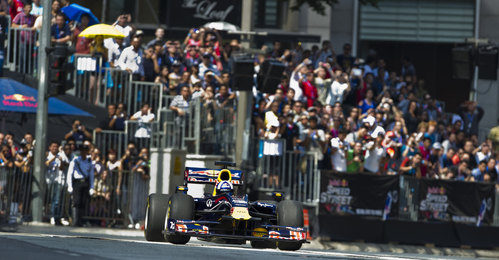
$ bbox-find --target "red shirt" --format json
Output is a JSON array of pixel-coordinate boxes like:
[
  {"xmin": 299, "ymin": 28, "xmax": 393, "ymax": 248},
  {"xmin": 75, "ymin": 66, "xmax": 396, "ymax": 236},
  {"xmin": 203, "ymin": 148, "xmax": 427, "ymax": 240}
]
[
  {"xmin": 73, "ymin": 26, "xmax": 92, "ymax": 54},
  {"xmin": 301, "ymin": 80, "xmax": 317, "ymax": 107},
  {"xmin": 418, "ymin": 145, "xmax": 430, "ymax": 177},
  {"xmin": 9, "ymin": 0, "xmax": 23, "ymax": 21}
]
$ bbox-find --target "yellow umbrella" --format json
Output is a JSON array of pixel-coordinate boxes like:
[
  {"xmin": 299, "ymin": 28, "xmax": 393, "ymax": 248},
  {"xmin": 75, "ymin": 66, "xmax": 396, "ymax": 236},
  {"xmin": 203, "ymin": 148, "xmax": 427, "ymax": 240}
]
[{"xmin": 78, "ymin": 23, "xmax": 125, "ymax": 38}]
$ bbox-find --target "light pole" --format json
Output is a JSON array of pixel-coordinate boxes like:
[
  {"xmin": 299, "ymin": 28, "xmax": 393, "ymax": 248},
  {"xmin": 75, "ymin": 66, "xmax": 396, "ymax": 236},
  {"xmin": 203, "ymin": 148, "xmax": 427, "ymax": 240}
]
[
  {"xmin": 235, "ymin": 0, "xmax": 254, "ymax": 166},
  {"xmin": 31, "ymin": 0, "xmax": 52, "ymax": 223}
]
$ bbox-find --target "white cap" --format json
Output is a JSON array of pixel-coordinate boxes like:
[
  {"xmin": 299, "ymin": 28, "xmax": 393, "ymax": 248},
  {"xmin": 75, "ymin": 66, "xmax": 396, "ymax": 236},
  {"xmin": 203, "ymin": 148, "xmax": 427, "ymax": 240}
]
[
  {"xmin": 330, "ymin": 138, "xmax": 340, "ymax": 149},
  {"xmin": 433, "ymin": 142, "xmax": 442, "ymax": 150},
  {"xmin": 363, "ymin": 115, "xmax": 376, "ymax": 127},
  {"xmin": 266, "ymin": 118, "xmax": 280, "ymax": 129}
]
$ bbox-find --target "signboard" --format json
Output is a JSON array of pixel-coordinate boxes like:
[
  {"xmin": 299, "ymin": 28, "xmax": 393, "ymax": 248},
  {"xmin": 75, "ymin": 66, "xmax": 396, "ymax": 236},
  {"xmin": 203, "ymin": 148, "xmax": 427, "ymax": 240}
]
[
  {"xmin": 418, "ymin": 179, "xmax": 496, "ymax": 226},
  {"xmin": 2, "ymin": 94, "xmax": 37, "ymax": 108},
  {"xmin": 258, "ymin": 139, "xmax": 284, "ymax": 157},
  {"xmin": 319, "ymin": 172, "xmax": 399, "ymax": 219},
  {"xmin": 167, "ymin": 0, "xmax": 242, "ymax": 28}
]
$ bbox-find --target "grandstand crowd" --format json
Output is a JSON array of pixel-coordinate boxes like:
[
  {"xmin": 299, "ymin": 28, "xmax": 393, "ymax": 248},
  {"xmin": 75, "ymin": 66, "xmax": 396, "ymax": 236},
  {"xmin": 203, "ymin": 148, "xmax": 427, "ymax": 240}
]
[{"xmin": 0, "ymin": 0, "xmax": 498, "ymax": 227}]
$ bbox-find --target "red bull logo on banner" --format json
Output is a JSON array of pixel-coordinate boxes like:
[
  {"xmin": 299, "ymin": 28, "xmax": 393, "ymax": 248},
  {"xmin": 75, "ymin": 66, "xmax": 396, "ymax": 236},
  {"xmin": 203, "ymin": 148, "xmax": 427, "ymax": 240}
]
[{"xmin": 2, "ymin": 94, "xmax": 37, "ymax": 107}]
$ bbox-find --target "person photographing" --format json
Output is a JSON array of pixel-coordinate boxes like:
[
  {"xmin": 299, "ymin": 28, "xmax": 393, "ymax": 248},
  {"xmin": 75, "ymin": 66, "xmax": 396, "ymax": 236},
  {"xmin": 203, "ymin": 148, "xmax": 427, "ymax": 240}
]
[{"xmin": 66, "ymin": 144, "xmax": 94, "ymax": 227}]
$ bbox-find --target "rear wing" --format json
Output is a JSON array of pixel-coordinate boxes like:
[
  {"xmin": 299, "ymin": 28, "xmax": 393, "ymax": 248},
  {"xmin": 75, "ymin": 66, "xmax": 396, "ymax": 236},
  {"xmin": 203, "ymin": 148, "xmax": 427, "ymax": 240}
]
[{"xmin": 184, "ymin": 167, "xmax": 243, "ymax": 186}]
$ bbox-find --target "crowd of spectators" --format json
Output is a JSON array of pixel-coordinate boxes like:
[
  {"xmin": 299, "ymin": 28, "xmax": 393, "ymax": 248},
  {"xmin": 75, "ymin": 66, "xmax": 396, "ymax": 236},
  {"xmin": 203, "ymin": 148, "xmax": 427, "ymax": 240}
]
[
  {"xmin": 253, "ymin": 40, "xmax": 497, "ymax": 187},
  {"xmin": 0, "ymin": 127, "xmax": 151, "ymax": 228},
  {"xmin": 1, "ymin": 0, "xmax": 499, "ymax": 228}
]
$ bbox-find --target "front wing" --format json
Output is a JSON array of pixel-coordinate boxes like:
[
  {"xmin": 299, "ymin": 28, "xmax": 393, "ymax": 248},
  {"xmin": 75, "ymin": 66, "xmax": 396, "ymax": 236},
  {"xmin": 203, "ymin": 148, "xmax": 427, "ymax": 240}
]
[{"xmin": 165, "ymin": 219, "xmax": 307, "ymax": 242}]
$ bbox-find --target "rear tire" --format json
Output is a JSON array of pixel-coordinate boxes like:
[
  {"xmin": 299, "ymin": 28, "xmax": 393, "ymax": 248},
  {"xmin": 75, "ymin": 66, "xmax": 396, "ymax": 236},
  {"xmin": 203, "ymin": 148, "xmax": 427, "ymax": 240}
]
[
  {"xmin": 165, "ymin": 193, "xmax": 195, "ymax": 244},
  {"xmin": 277, "ymin": 200, "xmax": 304, "ymax": 251},
  {"xmin": 250, "ymin": 240, "xmax": 277, "ymax": 249},
  {"xmin": 145, "ymin": 194, "xmax": 169, "ymax": 242}
]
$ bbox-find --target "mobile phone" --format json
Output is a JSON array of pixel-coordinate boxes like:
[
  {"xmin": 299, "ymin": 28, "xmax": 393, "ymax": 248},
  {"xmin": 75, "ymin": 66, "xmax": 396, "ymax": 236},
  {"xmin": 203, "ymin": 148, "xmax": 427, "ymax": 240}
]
[{"xmin": 352, "ymin": 68, "xmax": 362, "ymax": 76}]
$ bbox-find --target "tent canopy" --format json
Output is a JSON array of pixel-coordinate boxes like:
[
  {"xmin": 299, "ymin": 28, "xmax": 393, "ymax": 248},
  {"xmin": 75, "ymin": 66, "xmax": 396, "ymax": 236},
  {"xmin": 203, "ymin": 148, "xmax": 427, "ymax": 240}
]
[{"xmin": 0, "ymin": 78, "xmax": 94, "ymax": 117}]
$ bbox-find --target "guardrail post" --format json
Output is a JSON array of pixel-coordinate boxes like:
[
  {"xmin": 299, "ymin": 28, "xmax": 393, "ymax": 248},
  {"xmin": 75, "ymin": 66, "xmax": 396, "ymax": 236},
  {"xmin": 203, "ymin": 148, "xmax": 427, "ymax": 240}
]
[
  {"xmin": 194, "ymin": 99, "xmax": 201, "ymax": 154},
  {"xmin": 4, "ymin": 16, "xmax": 11, "ymax": 70}
]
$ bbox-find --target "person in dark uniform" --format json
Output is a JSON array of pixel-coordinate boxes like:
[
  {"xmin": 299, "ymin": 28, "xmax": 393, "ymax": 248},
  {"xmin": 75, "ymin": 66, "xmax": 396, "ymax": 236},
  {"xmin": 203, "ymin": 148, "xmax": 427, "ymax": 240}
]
[{"xmin": 66, "ymin": 144, "xmax": 94, "ymax": 226}]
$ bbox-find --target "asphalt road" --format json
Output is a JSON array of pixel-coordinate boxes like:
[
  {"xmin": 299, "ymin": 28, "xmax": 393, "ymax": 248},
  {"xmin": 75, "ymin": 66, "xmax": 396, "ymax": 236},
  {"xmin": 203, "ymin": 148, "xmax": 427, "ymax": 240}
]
[{"xmin": 0, "ymin": 229, "xmax": 471, "ymax": 260}]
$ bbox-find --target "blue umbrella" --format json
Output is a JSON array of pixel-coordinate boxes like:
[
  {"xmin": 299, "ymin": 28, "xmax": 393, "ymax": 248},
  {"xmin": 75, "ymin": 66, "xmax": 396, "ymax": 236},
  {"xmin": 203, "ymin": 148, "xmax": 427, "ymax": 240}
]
[
  {"xmin": 0, "ymin": 78, "xmax": 94, "ymax": 117},
  {"xmin": 61, "ymin": 4, "xmax": 99, "ymax": 26}
]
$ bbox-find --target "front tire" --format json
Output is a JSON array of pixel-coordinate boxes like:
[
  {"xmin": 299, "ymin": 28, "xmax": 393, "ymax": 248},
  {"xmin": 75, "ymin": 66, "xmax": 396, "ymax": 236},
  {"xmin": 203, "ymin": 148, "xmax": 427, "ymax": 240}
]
[
  {"xmin": 145, "ymin": 194, "xmax": 170, "ymax": 242},
  {"xmin": 277, "ymin": 200, "xmax": 304, "ymax": 251},
  {"xmin": 165, "ymin": 193, "xmax": 195, "ymax": 244}
]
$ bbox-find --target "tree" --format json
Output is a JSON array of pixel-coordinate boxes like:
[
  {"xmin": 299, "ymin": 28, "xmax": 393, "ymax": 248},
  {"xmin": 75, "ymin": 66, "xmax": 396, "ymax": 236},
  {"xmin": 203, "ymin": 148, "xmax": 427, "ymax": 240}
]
[{"xmin": 284, "ymin": 0, "xmax": 381, "ymax": 15}]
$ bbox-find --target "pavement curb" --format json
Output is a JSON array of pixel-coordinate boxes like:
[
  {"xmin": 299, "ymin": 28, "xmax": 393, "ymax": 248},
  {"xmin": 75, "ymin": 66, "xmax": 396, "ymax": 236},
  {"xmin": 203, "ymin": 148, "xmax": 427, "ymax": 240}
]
[{"xmin": 8, "ymin": 225, "xmax": 499, "ymax": 258}]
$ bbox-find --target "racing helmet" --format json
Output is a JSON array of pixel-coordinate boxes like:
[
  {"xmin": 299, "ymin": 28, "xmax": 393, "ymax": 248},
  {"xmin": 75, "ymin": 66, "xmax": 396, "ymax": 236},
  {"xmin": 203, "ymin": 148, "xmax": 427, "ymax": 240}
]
[{"xmin": 215, "ymin": 180, "xmax": 233, "ymax": 194}]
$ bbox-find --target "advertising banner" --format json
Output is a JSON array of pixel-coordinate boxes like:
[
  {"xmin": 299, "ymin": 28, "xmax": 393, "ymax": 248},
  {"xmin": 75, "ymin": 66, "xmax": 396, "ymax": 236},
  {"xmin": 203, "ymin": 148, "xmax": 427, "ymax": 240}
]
[
  {"xmin": 319, "ymin": 172, "xmax": 399, "ymax": 219},
  {"xmin": 168, "ymin": 0, "xmax": 242, "ymax": 28},
  {"xmin": 418, "ymin": 179, "xmax": 496, "ymax": 226}
]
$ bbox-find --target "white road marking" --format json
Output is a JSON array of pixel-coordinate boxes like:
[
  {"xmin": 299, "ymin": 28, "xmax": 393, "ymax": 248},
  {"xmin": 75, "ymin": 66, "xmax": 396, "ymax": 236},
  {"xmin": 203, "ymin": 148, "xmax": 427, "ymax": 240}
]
[{"xmin": 0, "ymin": 231, "xmax": 431, "ymax": 260}]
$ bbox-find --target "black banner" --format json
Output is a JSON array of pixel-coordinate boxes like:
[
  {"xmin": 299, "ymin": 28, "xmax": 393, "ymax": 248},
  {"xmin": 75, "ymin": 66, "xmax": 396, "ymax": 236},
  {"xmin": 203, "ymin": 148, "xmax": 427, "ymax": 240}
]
[
  {"xmin": 167, "ymin": 0, "xmax": 242, "ymax": 28},
  {"xmin": 319, "ymin": 172, "xmax": 399, "ymax": 219},
  {"xmin": 418, "ymin": 179, "xmax": 496, "ymax": 225}
]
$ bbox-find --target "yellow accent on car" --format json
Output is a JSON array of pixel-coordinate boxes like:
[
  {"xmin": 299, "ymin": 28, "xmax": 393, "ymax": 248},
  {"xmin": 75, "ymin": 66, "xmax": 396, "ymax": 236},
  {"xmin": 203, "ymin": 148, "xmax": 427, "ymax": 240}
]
[
  {"xmin": 252, "ymin": 227, "xmax": 267, "ymax": 237},
  {"xmin": 212, "ymin": 169, "xmax": 232, "ymax": 196},
  {"xmin": 231, "ymin": 207, "xmax": 251, "ymax": 220}
]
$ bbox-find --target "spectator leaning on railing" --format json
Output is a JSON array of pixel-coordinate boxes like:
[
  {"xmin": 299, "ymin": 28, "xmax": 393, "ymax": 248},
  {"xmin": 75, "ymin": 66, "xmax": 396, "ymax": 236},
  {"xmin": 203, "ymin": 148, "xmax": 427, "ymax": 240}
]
[
  {"xmin": 117, "ymin": 36, "xmax": 143, "ymax": 80},
  {"xmin": 130, "ymin": 103, "xmax": 155, "ymax": 138},
  {"xmin": 50, "ymin": 12, "xmax": 70, "ymax": 44}
]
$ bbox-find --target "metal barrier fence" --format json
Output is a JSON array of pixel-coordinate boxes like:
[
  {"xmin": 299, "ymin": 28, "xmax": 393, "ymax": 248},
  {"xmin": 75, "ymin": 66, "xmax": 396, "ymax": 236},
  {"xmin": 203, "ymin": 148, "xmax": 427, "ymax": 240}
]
[
  {"xmin": 93, "ymin": 130, "xmax": 127, "ymax": 160},
  {"xmin": 153, "ymin": 107, "xmax": 187, "ymax": 150},
  {"xmin": 93, "ymin": 121, "xmax": 157, "ymax": 161},
  {"xmin": 0, "ymin": 166, "xmax": 34, "ymax": 224},
  {"xmin": 0, "ymin": 162, "xmax": 148, "ymax": 226},
  {"xmin": 2, "ymin": 15, "xmax": 11, "ymax": 70},
  {"xmin": 199, "ymin": 102, "xmax": 236, "ymax": 156},
  {"xmin": 398, "ymin": 175, "xmax": 420, "ymax": 221},
  {"xmin": 153, "ymin": 98, "xmax": 237, "ymax": 160},
  {"xmin": 255, "ymin": 140, "xmax": 320, "ymax": 206},
  {"xmin": 7, "ymin": 27, "xmax": 39, "ymax": 76},
  {"xmin": 81, "ymin": 169, "xmax": 148, "ymax": 225},
  {"xmin": 73, "ymin": 54, "xmax": 104, "ymax": 105},
  {"xmin": 128, "ymin": 81, "xmax": 163, "ymax": 116},
  {"xmin": 73, "ymin": 58, "xmax": 162, "ymax": 115},
  {"xmin": 125, "ymin": 121, "xmax": 159, "ymax": 151}
]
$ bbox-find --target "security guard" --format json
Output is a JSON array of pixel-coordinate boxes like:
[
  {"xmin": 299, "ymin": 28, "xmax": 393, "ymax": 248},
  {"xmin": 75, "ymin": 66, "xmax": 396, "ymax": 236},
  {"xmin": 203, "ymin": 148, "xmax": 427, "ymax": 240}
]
[{"xmin": 67, "ymin": 144, "xmax": 94, "ymax": 226}]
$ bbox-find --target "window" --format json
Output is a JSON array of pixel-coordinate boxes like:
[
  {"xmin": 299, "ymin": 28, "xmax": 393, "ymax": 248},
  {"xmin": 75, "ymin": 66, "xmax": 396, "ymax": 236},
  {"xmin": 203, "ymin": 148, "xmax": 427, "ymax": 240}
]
[{"xmin": 254, "ymin": 0, "xmax": 283, "ymax": 29}]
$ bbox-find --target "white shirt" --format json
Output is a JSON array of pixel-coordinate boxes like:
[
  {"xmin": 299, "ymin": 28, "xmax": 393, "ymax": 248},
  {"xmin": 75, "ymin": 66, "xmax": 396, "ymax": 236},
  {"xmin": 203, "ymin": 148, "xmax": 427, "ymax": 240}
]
[
  {"xmin": 117, "ymin": 46, "xmax": 143, "ymax": 74},
  {"xmin": 331, "ymin": 149, "xmax": 347, "ymax": 172},
  {"xmin": 114, "ymin": 24, "xmax": 133, "ymax": 38},
  {"xmin": 327, "ymin": 80, "xmax": 348, "ymax": 105},
  {"xmin": 364, "ymin": 146, "xmax": 385, "ymax": 173},
  {"xmin": 132, "ymin": 111, "xmax": 155, "ymax": 122},
  {"xmin": 105, "ymin": 39, "xmax": 122, "ymax": 65},
  {"xmin": 304, "ymin": 129, "xmax": 326, "ymax": 160},
  {"xmin": 198, "ymin": 62, "xmax": 219, "ymax": 80},
  {"xmin": 30, "ymin": 3, "xmax": 43, "ymax": 16},
  {"xmin": 290, "ymin": 71, "xmax": 303, "ymax": 101},
  {"xmin": 67, "ymin": 156, "xmax": 95, "ymax": 190},
  {"xmin": 476, "ymin": 151, "xmax": 491, "ymax": 164},
  {"xmin": 132, "ymin": 111, "xmax": 155, "ymax": 138},
  {"xmin": 46, "ymin": 152, "xmax": 63, "ymax": 185},
  {"xmin": 370, "ymin": 125, "xmax": 386, "ymax": 139},
  {"xmin": 107, "ymin": 160, "xmax": 121, "ymax": 172}
]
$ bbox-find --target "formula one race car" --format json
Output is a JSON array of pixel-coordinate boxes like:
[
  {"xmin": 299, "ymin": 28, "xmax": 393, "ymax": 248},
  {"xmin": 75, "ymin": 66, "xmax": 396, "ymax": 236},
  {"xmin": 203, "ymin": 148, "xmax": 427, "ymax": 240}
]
[{"xmin": 144, "ymin": 162, "xmax": 306, "ymax": 250}]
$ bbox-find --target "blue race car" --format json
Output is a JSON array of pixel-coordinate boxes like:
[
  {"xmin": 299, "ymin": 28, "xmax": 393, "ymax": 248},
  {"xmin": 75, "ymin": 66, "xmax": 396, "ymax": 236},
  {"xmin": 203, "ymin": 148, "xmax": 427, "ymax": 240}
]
[{"xmin": 144, "ymin": 161, "xmax": 307, "ymax": 250}]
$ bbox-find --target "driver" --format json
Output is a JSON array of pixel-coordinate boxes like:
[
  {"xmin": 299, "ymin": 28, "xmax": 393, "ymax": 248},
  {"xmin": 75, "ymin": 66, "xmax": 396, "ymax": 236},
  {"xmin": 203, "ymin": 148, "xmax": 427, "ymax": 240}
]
[{"xmin": 215, "ymin": 180, "xmax": 233, "ymax": 195}]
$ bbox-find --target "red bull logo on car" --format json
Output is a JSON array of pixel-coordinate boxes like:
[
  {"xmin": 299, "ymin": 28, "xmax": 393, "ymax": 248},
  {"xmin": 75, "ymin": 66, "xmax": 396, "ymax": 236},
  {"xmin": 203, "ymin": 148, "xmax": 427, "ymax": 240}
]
[{"xmin": 2, "ymin": 94, "xmax": 37, "ymax": 107}]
